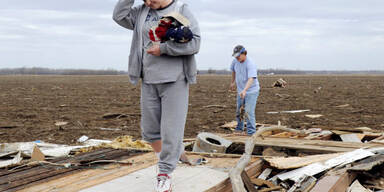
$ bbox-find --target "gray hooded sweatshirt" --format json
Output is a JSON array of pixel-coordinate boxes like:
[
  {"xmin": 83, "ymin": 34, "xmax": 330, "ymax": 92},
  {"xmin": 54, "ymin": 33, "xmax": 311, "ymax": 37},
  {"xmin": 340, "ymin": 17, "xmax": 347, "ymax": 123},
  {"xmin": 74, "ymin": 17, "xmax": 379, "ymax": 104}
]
[{"xmin": 113, "ymin": 0, "xmax": 201, "ymax": 85}]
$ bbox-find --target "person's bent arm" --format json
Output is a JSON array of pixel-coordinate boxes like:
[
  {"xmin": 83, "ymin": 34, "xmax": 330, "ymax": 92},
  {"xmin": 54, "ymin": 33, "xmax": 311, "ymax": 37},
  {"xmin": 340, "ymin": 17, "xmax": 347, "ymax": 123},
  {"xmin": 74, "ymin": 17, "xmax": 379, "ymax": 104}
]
[
  {"xmin": 230, "ymin": 71, "xmax": 236, "ymax": 91},
  {"xmin": 113, "ymin": 0, "xmax": 141, "ymax": 30},
  {"xmin": 159, "ymin": 4, "xmax": 201, "ymax": 56},
  {"xmin": 243, "ymin": 78, "xmax": 254, "ymax": 92},
  {"xmin": 240, "ymin": 77, "xmax": 254, "ymax": 98}
]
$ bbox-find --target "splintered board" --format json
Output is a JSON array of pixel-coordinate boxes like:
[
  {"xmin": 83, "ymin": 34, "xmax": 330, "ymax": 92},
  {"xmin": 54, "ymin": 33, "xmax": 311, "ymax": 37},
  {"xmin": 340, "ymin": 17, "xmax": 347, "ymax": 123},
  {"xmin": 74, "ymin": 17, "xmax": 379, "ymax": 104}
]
[
  {"xmin": 1, "ymin": 148, "xmax": 145, "ymax": 192},
  {"xmin": 219, "ymin": 134, "xmax": 383, "ymax": 154}
]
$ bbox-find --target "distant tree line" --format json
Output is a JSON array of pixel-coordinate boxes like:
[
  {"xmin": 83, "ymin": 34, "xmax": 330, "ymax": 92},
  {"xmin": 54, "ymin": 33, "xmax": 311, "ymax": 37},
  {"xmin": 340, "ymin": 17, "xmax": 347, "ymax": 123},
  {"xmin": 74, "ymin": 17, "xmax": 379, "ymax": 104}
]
[
  {"xmin": 0, "ymin": 67, "xmax": 127, "ymax": 75},
  {"xmin": 198, "ymin": 68, "xmax": 384, "ymax": 75},
  {"xmin": 1, "ymin": 67, "xmax": 383, "ymax": 75}
]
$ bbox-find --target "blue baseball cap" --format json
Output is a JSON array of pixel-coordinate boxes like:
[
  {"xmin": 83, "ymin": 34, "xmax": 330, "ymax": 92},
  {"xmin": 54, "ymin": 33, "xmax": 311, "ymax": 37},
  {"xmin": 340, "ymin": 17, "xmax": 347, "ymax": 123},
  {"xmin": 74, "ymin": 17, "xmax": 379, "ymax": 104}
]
[{"xmin": 232, "ymin": 45, "xmax": 245, "ymax": 57}]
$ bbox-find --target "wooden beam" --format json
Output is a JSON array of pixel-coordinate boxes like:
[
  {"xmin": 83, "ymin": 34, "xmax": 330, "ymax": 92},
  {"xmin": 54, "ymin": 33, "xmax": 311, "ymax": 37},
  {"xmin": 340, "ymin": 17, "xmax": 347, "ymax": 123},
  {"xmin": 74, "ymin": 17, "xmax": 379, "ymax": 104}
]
[
  {"xmin": 219, "ymin": 134, "xmax": 383, "ymax": 154},
  {"xmin": 310, "ymin": 172, "xmax": 357, "ymax": 192},
  {"xmin": 264, "ymin": 153, "xmax": 344, "ymax": 169},
  {"xmin": 241, "ymin": 171, "xmax": 257, "ymax": 192},
  {"xmin": 315, "ymin": 126, "xmax": 380, "ymax": 133},
  {"xmin": 205, "ymin": 159, "xmax": 264, "ymax": 192},
  {"xmin": 229, "ymin": 126, "xmax": 305, "ymax": 192},
  {"xmin": 186, "ymin": 151, "xmax": 274, "ymax": 159}
]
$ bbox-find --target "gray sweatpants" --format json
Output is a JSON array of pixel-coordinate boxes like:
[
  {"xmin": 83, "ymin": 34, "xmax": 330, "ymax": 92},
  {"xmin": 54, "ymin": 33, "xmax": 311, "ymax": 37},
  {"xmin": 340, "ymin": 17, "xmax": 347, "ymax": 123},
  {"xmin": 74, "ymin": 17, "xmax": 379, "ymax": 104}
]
[{"xmin": 140, "ymin": 79, "xmax": 189, "ymax": 174}]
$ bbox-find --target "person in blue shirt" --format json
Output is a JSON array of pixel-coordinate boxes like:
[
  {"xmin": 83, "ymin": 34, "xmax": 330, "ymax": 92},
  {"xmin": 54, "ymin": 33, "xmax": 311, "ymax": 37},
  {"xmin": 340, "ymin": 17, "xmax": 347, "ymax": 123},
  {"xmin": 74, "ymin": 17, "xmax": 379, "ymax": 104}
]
[{"xmin": 230, "ymin": 45, "xmax": 260, "ymax": 135}]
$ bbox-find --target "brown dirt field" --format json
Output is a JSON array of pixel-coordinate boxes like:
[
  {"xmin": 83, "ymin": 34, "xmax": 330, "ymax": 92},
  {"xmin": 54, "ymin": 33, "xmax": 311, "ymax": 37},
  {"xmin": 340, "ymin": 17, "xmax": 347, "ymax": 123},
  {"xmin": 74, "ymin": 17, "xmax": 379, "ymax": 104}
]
[{"xmin": 1, "ymin": 75, "xmax": 383, "ymax": 145}]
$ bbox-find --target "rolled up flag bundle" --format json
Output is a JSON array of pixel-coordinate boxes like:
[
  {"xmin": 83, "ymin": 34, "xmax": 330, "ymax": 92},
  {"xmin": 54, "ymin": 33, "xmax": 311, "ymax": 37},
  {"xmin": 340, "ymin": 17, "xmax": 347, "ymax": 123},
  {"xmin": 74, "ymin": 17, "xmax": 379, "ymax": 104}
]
[{"xmin": 149, "ymin": 11, "xmax": 193, "ymax": 43}]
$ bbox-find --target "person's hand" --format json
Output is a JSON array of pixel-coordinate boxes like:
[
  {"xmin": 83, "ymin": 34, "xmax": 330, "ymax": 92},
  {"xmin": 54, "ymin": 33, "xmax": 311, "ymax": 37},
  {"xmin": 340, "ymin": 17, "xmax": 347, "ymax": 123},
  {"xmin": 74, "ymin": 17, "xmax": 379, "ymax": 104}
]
[
  {"xmin": 143, "ymin": 0, "xmax": 149, "ymax": 6},
  {"xmin": 230, "ymin": 82, "xmax": 236, "ymax": 91},
  {"xmin": 240, "ymin": 90, "xmax": 246, "ymax": 99},
  {"xmin": 147, "ymin": 43, "xmax": 161, "ymax": 56}
]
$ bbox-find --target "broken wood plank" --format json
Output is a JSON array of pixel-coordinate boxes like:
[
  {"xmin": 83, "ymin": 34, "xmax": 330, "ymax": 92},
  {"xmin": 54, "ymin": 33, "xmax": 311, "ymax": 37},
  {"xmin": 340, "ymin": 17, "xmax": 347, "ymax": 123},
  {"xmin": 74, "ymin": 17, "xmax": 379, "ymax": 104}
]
[
  {"xmin": 250, "ymin": 178, "xmax": 275, "ymax": 188},
  {"xmin": 370, "ymin": 135, "xmax": 384, "ymax": 144},
  {"xmin": 257, "ymin": 168, "xmax": 272, "ymax": 180},
  {"xmin": 0, "ymin": 152, "xmax": 22, "ymax": 168},
  {"xmin": 241, "ymin": 171, "xmax": 257, "ymax": 192},
  {"xmin": 203, "ymin": 105, "xmax": 227, "ymax": 109},
  {"xmin": 277, "ymin": 148, "xmax": 374, "ymax": 182},
  {"xmin": 0, "ymin": 151, "xmax": 18, "ymax": 159},
  {"xmin": 264, "ymin": 153, "xmax": 344, "ymax": 169},
  {"xmin": 305, "ymin": 131, "xmax": 333, "ymax": 140},
  {"xmin": 311, "ymin": 172, "xmax": 357, "ymax": 192},
  {"xmin": 262, "ymin": 147, "xmax": 287, "ymax": 157},
  {"xmin": 220, "ymin": 121, "xmax": 237, "ymax": 129},
  {"xmin": 318, "ymin": 126, "xmax": 380, "ymax": 133},
  {"xmin": 305, "ymin": 114, "xmax": 323, "ymax": 119},
  {"xmin": 219, "ymin": 134, "xmax": 383, "ymax": 154},
  {"xmin": 229, "ymin": 126, "xmax": 304, "ymax": 192},
  {"xmin": 102, "ymin": 113, "xmax": 127, "ymax": 119},
  {"xmin": 186, "ymin": 151, "xmax": 272, "ymax": 159},
  {"xmin": 335, "ymin": 104, "xmax": 350, "ymax": 108},
  {"xmin": 205, "ymin": 159, "xmax": 264, "ymax": 192},
  {"xmin": 348, "ymin": 155, "xmax": 384, "ymax": 171},
  {"xmin": 269, "ymin": 131, "xmax": 298, "ymax": 138},
  {"xmin": 340, "ymin": 134, "xmax": 363, "ymax": 143},
  {"xmin": 331, "ymin": 130, "xmax": 355, "ymax": 135}
]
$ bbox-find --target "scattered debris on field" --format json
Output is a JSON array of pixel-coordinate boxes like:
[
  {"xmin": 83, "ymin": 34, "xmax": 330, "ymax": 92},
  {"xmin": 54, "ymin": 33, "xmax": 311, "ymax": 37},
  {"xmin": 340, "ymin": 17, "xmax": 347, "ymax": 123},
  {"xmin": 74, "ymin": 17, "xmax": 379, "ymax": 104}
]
[
  {"xmin": 273, "ymin": 78, "xmax": 287, "ymax": 88},
  {"xmin": 1, "ymin": 122, "xmax": 383, "ymax": 192},
  {"xmin": 267, "ymin": 109, "xmax": 311, "ymax": 114},
  {"xmin": 305, "ymin": 114, "xmax": 323, "ymax": 118}
]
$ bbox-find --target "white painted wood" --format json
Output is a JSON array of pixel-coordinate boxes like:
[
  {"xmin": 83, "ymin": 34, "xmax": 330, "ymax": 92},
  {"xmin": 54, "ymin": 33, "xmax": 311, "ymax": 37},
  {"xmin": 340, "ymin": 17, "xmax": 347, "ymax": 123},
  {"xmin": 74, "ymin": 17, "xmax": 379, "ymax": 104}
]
[
  {"xmin": 0, "ymin": 151, "xmax": 22, "ymax": 168},
  {"xmin": 257, "ymin": 168, "xmax": 272, "ymax": 180},
  {"xmin": 340, "ymin": 134, "xmax": 362, "ymax": 143},
  {"xmin": 276, "ymin": 148, "xmax": 374, "ymax": 182},
  {"xmin": 80, "ymin": 165, "xmax": 229, "ymax": 192}
]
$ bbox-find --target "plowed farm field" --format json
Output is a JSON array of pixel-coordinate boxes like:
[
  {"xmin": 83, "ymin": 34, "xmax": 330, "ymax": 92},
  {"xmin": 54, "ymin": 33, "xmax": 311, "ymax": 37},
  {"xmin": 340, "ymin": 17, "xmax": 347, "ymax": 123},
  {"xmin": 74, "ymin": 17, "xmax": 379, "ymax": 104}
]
[{"xmin": 1, "ymin": 75, "xmax": 383, "ymax": 144}]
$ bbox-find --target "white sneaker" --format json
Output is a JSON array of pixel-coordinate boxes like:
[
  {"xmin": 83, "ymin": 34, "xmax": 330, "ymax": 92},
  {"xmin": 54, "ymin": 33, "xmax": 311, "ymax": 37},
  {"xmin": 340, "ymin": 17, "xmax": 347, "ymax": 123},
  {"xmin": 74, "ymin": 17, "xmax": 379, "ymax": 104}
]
[{"xmin": 155, "ymin": 174, "xmax": 172, "ymax": 192}]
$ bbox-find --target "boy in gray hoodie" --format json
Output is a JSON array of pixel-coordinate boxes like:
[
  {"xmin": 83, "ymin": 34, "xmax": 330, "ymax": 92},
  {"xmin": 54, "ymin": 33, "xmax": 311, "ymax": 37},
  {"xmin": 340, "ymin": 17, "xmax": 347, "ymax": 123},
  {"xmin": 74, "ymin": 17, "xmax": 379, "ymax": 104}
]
[{"xmin": 113, "ymin": 0, "xmax": 200, "ymax": 191}]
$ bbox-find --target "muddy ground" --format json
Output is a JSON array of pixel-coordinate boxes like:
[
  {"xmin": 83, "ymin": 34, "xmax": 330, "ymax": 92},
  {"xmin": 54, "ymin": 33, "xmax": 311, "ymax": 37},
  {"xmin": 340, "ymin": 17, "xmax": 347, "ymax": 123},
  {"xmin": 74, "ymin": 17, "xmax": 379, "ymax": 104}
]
[{"xmin": 1, "ymin": 75, "xmax": 383, "ymax": 145}]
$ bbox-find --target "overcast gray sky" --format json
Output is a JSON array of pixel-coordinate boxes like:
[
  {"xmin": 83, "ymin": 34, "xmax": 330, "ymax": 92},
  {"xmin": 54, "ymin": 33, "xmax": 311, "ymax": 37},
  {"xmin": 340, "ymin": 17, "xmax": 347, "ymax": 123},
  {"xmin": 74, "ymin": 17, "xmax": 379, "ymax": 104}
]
[{"xmin": 1, "ymin": 0, "xmax": 383, "ymax": 71}]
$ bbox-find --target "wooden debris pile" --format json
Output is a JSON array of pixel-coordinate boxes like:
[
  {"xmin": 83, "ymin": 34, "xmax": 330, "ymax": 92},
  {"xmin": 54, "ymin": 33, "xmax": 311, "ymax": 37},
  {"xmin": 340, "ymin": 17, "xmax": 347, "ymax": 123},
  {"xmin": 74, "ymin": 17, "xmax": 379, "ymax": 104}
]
[
  {"xmin": 215, "ymin": 124, "xmax": 384, "ymax": 192},
  {"xmin": 1, "ymin": 124, "xmax": 383, "ymax": 191},
  {"xmin": 0, "ymin": 135, "xmax": 152, "ymax": 191},
  {"xmin": 188, "ymin": 122, "xmax": 384, "ymax": 191},
  {"xmin": 0, "ymin": 148, "xmax": 145, "ymax": 192}
]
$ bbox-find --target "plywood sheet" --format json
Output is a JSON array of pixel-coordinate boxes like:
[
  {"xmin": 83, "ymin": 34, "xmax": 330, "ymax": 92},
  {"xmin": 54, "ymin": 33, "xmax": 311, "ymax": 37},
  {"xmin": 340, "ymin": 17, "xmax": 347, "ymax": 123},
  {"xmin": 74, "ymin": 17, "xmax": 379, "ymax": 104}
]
[{"xmin": 81, "ymin": 165, "xmax": 229, "ymax": 192}]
